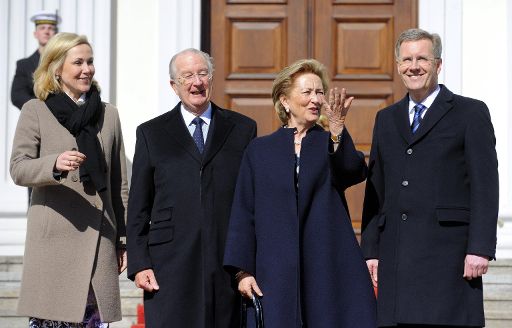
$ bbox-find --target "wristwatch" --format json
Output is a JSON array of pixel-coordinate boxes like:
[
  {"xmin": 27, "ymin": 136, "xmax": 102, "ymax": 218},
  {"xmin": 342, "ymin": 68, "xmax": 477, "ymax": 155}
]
[{"xmin": 330, "ymin": 133, "xmax": 342, "ymax": 144}]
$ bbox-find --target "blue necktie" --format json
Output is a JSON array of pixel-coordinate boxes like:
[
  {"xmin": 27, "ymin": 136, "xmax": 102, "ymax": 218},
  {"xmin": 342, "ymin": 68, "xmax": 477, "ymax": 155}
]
[
  {"xmin": 411, "ymin": 104, "xmax": 427, "ymax": 134},
  {"xmin": 192, "ymin": 117, "xmax": 205, "ymax": 153}
]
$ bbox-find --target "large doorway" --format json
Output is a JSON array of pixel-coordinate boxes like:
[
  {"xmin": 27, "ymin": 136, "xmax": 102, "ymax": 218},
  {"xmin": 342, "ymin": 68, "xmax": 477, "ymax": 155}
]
[{"xmin": 207, "ymin": 0, "xmax": 417, "ymax": 234}]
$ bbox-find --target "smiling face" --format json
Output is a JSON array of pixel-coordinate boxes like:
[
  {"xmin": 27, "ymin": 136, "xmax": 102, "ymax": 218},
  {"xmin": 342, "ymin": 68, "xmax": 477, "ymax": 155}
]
[
  {"xmin": 280, "ymin": 72, "xmax": 325, "ymax": 130},
  {"xmin": 58, "ymin": 44, "xmax": 95, "ymax": 101},
  {"xmin": 397, "ymin": 39, "xmax": 442, "ymax": 103},
  {"xmin": 170, "ymin": 52, "xmax": 212, "ymax": 115}
]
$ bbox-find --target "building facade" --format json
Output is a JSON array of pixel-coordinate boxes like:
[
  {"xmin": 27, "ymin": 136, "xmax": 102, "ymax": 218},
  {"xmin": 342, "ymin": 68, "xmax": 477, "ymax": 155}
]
[{"xmin": 1, "ymin": 0, "xmax": 511, "ymax": 257}]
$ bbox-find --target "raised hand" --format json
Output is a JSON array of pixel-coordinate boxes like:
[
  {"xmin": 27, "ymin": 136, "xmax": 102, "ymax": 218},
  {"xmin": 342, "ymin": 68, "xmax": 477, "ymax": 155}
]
[{"xmin": 323, "ymin": 87, "xmax": 354, "ymax": 137}]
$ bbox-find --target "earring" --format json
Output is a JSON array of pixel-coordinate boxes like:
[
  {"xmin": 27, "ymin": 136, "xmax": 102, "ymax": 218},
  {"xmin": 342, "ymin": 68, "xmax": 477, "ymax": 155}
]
[
  {"xmin": 55, "ymin": 75, "xmax": 61, "ymax": 82},
  {"xmin": 285, "ymin": 107, "xmax": 290, "ymax": 113}
]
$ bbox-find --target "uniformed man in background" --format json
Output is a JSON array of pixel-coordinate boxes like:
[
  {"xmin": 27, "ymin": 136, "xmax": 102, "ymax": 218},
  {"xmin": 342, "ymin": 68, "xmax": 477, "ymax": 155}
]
[{"xmin": 11, "ymin": 10, "xmax": 60, "ymax": 110}]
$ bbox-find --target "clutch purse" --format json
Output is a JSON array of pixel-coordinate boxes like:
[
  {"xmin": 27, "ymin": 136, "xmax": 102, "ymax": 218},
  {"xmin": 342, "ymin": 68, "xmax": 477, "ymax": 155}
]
[{"xmin": 241, "ymin": 294, "xmax": 264, "ymax": 328}]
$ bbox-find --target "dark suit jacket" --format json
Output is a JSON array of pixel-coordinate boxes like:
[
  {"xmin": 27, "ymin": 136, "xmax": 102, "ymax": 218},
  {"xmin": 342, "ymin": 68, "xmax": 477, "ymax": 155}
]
[
  {"xmin": 11, "ymin": 50, "xmax": 39, "ymax": 110},
  {"xmin": 361, "ymin": 85, "xmax": 499, "ymax": 327},
  {"xmin": 127, "ymin": 102, "xmax": 256, "ymax": 328}
]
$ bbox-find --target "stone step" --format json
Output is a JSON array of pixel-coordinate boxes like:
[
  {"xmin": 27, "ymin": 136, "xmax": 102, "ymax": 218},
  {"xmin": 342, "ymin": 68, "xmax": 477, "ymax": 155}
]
[
  {"xmin": 0, "ymin": 268, "xmax": 142, "ymax": 328},
  {"xmin": 486, "ymin": 319, "xmax": 512, "ymax": 328},
  {"xmin": 0, "ymin": 256, "xmax": 23, "ymax": 273},
  {"xmin": 484, "ymin": 299, "xmax": 512, "ymax": 320},
  {"xmin": 484, "ymin": 284, "xmax": 512, "ymax": 301},
  {"xmin": 0, "ymin": 258, "xmax": 510, "ymax": 327}
]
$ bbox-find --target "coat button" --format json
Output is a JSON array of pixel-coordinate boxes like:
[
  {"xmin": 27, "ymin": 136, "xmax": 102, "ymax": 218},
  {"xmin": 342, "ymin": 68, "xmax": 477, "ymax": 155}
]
[
  {"xmin": 401, "ymin": 213, "xmax": 408, "ymax": 221},
  {"xmin": 406, "ymin": 148, "xmax": 413, "ymax": 155},
  {"xmin": 402, "ymin": 180, "xmax": 409, "ymax": 186},
  {"xmin": 71, "ymin": 175, "xmax": 78, "ymax": 182}
]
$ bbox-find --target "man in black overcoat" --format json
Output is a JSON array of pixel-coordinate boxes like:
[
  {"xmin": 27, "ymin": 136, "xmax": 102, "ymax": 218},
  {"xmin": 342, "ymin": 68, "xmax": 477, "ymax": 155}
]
[
  {"xmin": 126, "ymin": 48, "xmax": 257, "ymax": 328},
  {"xmin": 361, "ymin": 28, "xmax": 499, "ymax": 328},
  {"xmin": 11, "ymin": 10, "xmax": 59, "ymax": 110}
]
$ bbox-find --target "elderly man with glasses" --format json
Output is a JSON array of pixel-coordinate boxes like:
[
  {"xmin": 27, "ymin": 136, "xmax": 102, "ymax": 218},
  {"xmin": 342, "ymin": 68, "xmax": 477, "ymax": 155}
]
[{"xmin": 127, "ymin": 48, "xmax": 257, "ymax": 328}]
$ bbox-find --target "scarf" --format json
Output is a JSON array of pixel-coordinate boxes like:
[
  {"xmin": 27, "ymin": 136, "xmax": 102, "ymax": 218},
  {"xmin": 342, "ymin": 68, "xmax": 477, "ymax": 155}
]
[{"xmin": 45, "ymin": 85, "xmax": 106, "ymax": 192}]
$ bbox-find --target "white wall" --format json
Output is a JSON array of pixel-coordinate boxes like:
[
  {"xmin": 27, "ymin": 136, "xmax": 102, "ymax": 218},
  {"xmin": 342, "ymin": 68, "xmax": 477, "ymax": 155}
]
[
  {"xmin": 116, "ymin": 0, "xmax": 201, "ymax": 160},
  {"xmin": 0, "ymin": 0, "xmax": 202, "ymax": 255},
  {"xmin": 419, "ymin": 0, "xmax": 512, "ymax": 257}
]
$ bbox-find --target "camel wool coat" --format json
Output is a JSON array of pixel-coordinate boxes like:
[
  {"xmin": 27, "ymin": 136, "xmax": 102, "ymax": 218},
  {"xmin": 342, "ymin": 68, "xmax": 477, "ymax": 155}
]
[{"xmin": 10, "ymin": 98, "xmax": 128, "ymax": 323}]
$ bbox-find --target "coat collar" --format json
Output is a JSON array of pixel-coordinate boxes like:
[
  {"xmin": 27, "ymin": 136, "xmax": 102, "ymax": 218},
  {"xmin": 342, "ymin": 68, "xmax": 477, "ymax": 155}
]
[
  {"xmin": 163, "ymin": 102, "xmax": 234, "ymax": 165},
  {"xmin": 29, "ymin": 50, "xmax": 40, "ymax": 67},
  {"xmin": 203, "ymin": 103, "xmax": 235, "ymax": 165},
  {"xmin": 392, "ymin": 84, "xmax": 454, "ymax": 144}
]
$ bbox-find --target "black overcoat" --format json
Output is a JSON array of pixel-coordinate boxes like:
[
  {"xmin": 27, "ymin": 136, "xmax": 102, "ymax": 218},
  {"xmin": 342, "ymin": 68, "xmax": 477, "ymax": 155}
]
[
  {"xmin": 224, "ymin": 126, "xmax": 377, "ymax": 328},
  {"xmin": 127, "ymin": 102, "xmax": 256, "ymax": 328},
  {"xmin": 361, "ymin": 85, "xmax": 499, "ymax": 327},
  {"xmin": 11, "ymin": 50, "xmax": 39, "ymax": 110}
]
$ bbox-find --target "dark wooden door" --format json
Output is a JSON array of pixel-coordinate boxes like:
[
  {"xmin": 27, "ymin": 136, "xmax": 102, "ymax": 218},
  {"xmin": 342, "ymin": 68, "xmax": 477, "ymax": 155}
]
[{"xmin": 209, "ymin": 0, "xmax": 417, "ymax": 235}]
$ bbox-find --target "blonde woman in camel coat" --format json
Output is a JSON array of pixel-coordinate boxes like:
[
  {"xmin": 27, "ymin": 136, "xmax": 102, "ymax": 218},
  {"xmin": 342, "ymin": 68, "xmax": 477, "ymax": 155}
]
[{"xmin": 10, "ymin": 32, "xmax": 128, "ymax": 327}]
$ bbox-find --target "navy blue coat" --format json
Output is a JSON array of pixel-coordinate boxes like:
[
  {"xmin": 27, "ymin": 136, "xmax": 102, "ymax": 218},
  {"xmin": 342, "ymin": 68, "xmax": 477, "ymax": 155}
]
[
  {"xmin": 361, "ymin": 85, "xmax": 499, "ymax": 327},
  {"xmin": 224, "ymin": 125, "xmax": 377, "ymax": 328}
]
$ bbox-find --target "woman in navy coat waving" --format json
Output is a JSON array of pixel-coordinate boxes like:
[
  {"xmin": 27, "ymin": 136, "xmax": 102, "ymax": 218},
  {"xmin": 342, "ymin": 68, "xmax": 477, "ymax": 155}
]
[{"xmin": 223, "ymin": 59, "xmax": 377, "ymax": 327}]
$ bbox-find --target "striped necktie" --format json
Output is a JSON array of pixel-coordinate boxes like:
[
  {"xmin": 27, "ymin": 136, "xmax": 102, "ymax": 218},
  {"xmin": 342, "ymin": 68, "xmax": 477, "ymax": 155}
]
[
  {"xmin": 192, "ymin": 117, "xmax": 205, "ymax": 153},
  {"xmin": 411, "ymin": 104, "xmax": 427, "ymax": 134}
]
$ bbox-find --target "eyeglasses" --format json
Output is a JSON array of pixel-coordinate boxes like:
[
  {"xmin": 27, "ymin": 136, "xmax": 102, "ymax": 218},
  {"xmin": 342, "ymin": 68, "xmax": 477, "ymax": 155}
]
[
  {"xmin": 398, "ymin": 56, "xmax": 439, "ymax": 68},
  {"xmin": 176, "ymin": 71, "xmax": 211, "ymax": 85}
]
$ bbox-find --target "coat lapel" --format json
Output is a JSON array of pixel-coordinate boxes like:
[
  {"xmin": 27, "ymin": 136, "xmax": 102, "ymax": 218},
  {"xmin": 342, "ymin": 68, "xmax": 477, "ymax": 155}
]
[
  {"xmin": 203, "ymin": 104, "xmax": 235, "ymax": 165},
  {"xmin": 29, "ymin": 51, "xmax": 40, "ymax": 71},
  {"xmin": 163, "ymin": 103, "xmax": 202, "ymax": 163},
  {"xmin": 411, "ymin": 85, "xmax": 454, "ymax": 143},
  {"xmin": 392, "ymin": 95, "xmax": 413, "ymax": 144}
]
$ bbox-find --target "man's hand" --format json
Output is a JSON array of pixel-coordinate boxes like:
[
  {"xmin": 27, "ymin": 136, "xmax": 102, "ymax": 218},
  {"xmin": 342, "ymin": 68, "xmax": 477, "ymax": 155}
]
[
  {"xmin": 463, "ymin": 254, "xmax": 489, "ymax": 280},
  {"xmin": 135, "ymin": 269, "xmax": 160, "ymax": 292},
  {"xmin": 366, "ymin": 259, "xmax": 379, "ymax": 288}
]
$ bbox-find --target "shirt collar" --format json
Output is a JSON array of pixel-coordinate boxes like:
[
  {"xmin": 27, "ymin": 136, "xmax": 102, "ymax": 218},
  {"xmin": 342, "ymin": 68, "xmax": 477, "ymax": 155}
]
[
  {"xmin": 64, "ymin": 91, "xmax": 87, "ymax": 105},
  {"xmin": 408, "ymin": 84, "xmax": 441, "ymax": 113},
  {"xmin": 77, "ymin": 93, "xmax": 87, "ymax": 105},
  {"xmin": 181, "ymin": 102, "xmax": 212, "ymax": 127}
]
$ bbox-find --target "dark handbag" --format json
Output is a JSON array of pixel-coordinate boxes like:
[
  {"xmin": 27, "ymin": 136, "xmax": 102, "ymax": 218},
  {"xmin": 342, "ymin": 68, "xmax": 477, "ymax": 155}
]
[{"xmin": 241, "ymin": 294, "xmax": 264, "ymax": 328}]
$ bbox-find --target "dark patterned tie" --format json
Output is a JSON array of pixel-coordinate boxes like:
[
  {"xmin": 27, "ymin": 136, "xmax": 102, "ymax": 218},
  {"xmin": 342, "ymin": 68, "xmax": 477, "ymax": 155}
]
[
  {"xmin": 411, "ymin": 103, "xmax": 427, "ymax": 134},
  {"xmin": 192, "ymin": 117, "xmax": 205, "ymax": 153}
]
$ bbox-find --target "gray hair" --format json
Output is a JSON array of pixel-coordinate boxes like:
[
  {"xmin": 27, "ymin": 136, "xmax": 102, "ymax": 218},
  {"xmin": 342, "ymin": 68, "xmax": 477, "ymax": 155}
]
[
  {"xmin": 168, "ymin": 48, "xmax": 214, "ymax": 80},
  {"xmin": 395, "ymin": 28, "xmax": 442, "ymax": 60}
]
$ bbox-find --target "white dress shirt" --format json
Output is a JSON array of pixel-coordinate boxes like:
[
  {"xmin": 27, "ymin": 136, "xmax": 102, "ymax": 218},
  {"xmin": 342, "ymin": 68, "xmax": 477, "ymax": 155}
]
[
  {"xmin": 180, "ymin": 103, "xmax": 212, "ymax": 142},
  {"xmin": 408, "ymin": 85, "xmax": 441, "ymax": 125}
]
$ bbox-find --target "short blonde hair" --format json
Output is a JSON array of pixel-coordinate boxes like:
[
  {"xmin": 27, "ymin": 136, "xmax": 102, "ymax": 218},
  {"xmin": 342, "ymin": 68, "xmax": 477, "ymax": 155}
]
[
  {"xmin": 34, "ymin": 32, "xmax": 98, "ymax": 100},
  {"xmin": 272, "ymin": 59, "xmax": 329, "ymax": 125}
]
